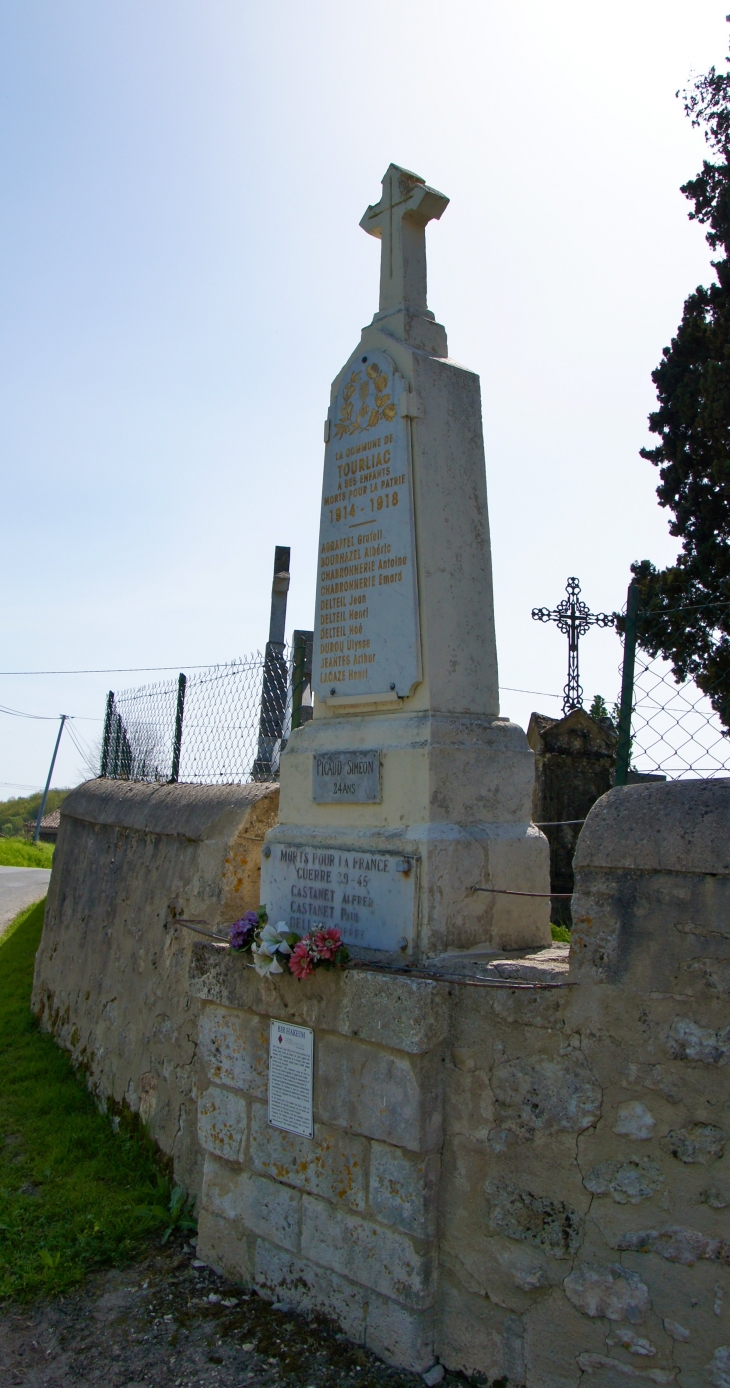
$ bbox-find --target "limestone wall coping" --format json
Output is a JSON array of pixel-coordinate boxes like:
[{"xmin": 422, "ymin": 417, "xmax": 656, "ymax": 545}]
[
  {"xmin": 189, "ymin": 941, "xmax": 450, "ymax": 1055},
  {"xmin": 574, "ymin": 776, "xmax": 730, "ymax": 876},
  {"xmin": 59, "ymin": 777, "xmax": 277, "ymax": 841}
]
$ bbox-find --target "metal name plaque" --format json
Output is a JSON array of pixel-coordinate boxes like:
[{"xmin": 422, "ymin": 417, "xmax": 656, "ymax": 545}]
[
  {"xmin": 261, "ymin": 843, "xmax": 417, "ymax": 952},
  {"xmin": 314, "ymin": 347, "xmax": 421, "ymax": 703},
  {"xmin": 312, "ymin": 750, "xmax": 381, "ymax": 804},
  {"xmin": 268, "ymin": 1020, "xmax": 313, "ymax": 1139}
]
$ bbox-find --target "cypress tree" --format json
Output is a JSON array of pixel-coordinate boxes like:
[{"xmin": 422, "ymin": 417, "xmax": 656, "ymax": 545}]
[{"xmin": 632, "ymin": 28, "xmax": 730, "ymax": 726}]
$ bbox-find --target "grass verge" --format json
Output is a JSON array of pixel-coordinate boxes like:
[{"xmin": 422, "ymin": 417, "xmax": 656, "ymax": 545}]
[
  {"xmin": 0, "ymin": 839, "xmax": 54, "ymax": 868},
  {"xmin": 0, "ymin": 900, "xmax": 177, "ymax": 1301}
]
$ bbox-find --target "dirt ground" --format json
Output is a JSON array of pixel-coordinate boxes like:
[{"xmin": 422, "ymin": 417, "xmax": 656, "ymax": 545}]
[{"xmin": 0, "ymin": 1242, "xmax": 467, "ymax": 1388}]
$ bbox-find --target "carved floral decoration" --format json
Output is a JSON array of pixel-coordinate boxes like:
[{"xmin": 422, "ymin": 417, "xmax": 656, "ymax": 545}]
[{"xmin": 334, "ymin": 361, "xmax": 397, "ymax": 441}]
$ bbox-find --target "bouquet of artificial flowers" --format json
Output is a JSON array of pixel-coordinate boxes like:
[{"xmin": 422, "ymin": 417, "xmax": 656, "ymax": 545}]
[{"xmin": 228, "ymin": 906, "xmax": 348, "ymax": 979}]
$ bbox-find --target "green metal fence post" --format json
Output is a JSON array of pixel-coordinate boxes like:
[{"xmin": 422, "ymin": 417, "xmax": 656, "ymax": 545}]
[
  {"xmin": 615, "ymin": 581, "xmax": 640, "ymax": 786},
  {"xmin": 291, "ymin": 631, "xmax": 306, "ymax": 731},
  {"xmin": 100, "ymin": 691, "xmax": 114, "ymax": 777},
  {"xmin": 170, "ymin": 673, "xmax": 187, "ymax": 783}
]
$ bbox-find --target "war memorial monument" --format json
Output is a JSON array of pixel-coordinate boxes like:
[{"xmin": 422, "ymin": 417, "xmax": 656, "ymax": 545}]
[{"xmin": 261, "ymin": 162, "xmax": 550, "ymax": 961}]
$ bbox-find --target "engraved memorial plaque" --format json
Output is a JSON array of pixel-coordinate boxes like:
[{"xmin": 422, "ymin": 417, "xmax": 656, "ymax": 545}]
[
  {"xmin": 261, "ymin": 843, "xmax": 417, "ymax": 952},
  {"xmin": 312, "ymin": 750, "xmax": 381, "ymax": 803},
  {"xmin": 268, "ymin": 1020, "xmax": 313, "ymax": 1139},
  {"xmin": 314, "ymin": 348, "xmax": 421, "ymax": 703}
]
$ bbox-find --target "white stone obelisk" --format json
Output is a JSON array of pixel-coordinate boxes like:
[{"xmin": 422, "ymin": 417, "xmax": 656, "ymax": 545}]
[{"xmin": 261, "ymin": 164, "xmax": 550, "ymax": 958}]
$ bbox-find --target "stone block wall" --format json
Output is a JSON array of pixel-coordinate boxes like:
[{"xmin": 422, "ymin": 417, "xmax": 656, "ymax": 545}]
[
  {"xmin": 32, "ymin": 778, "xmax": 278, "ymax": 1193},
  {"xmin": 30, "ymin": 774, "xmax": 730, "ymax": 1381},
  {"xmin": 188, "ymin": 958, "xmax": 449, "ymax": 1371},
  {"xmin": 191, "ymin": 779, "xmax": 730, "ymax": 1383}
]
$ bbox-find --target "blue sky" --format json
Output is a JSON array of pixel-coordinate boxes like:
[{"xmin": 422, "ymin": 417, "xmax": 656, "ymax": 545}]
[{"xmin": 1, "ymin": 0, "xmax": 726, "ymax": 791}]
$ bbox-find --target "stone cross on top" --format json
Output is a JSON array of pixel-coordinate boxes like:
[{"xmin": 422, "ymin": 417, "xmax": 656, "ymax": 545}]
[{"xmin": 360, "ymin": 163, "xmax": 449, "ymax": 316}]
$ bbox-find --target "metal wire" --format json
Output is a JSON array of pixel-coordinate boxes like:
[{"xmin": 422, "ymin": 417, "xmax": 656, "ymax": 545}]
[{"xmin": 101, "ymin": 646, "xmax": 306, "ymax": 785}]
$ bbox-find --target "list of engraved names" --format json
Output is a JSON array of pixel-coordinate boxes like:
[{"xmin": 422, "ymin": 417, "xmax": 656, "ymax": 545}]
[
  {"xmin": 260, "ymin": 843, "xmax": 416, "ymax": 953},
  {"xmin": 313, "ymin": 349, "xmax": 421, "ymax": 701}
]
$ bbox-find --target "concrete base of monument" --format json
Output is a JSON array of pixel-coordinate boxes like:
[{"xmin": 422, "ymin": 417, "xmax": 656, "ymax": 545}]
[{"xmin": 262, "ymin": 712, "xmax": 551, "ymax": 958}]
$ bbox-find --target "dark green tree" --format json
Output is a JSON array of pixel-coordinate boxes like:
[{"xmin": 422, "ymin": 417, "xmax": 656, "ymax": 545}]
[{"xmin": 631, "ymin": 27, "xmax": 730, "ymax": 727}]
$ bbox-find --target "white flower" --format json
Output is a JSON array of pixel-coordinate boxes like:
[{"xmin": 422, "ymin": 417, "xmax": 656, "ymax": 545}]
[
  {"xmin": 251, "ymin": 943, "xmax": 285, "ymax": 977},
  {"xmin": 257, "ymin": 922, "xmax": 292, "ymax": 955},
  {"xmin": 250, "ymin": 921, "xmax": 292, "ymax": 976}
]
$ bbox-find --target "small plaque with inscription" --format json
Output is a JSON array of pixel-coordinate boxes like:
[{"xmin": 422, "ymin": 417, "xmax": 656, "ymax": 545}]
[
  {"xmin": 312, "ymin": 750, "xmax": 381, "ymax": 804},
  {"xmin": 268, "ymin": 1020, "xmax": 314, "ymax": 1139},
  {"xmin": 261, "ymin": 842, "xmax": 417, "ymax": 952}
]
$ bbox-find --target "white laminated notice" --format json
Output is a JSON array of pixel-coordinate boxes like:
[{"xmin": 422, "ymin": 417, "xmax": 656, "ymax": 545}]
[{"xmin": 268, "ymin": 1019, "xmax": 314, "ymax": 1139}]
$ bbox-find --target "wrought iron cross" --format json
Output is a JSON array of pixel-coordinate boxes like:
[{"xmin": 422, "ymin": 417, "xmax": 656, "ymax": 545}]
[{"xmin": 532, "ymin": 577, "xmax": 613, "ymax": 717}]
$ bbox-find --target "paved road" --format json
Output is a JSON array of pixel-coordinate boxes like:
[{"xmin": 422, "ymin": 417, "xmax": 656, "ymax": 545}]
[{"xmin": 0, "ymin": 865, "xmax": 51, "ymax": 937}]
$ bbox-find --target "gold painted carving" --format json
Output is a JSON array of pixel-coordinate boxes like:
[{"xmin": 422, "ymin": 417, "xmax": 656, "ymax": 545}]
[{"xmin": 334, "ymin": 361, "xmax": 397, "ymax": 440}]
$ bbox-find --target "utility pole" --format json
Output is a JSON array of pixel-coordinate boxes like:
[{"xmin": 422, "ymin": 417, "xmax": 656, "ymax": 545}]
[
  {"xmin": 253, "ymin": 546, "xmax": 291, "ymax": 780},
  {"xmin": 34, "ymin": 714, "xmax": 68, "ymax": 843}
]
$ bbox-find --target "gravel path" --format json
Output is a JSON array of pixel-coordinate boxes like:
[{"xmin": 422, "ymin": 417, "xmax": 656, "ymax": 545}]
[
  {"xmin": 0, "ymin": 868, "xmax": 51, "ymax": 939},
  {"xmin": 0, "ymin": 1244, "xmax": 457, "ymax": 1388}
]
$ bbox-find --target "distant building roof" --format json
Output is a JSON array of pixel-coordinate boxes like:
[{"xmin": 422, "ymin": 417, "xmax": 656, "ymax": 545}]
[{"xmin": 24, "ymin": 809, "xmax": 61, "ymax": 840}]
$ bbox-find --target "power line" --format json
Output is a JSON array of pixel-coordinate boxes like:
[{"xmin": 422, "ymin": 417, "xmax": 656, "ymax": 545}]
[
  {"xmin": 0, "ymin": 704, "xmax": 100, "ymax": 722},
  {"xmin": 500, "ymin": 686, "xmax": 561, "ymax": 700},
  {"xmin": 0, "ymin": 664, "xmax": 564, "ymax": 703},
  {"xmin": 0, "ymin": 704, "xmax": 65, "ymax": 721},
  {"xmin": 0, "ymin": 663, "xmax": 221, "ymax": 676}
]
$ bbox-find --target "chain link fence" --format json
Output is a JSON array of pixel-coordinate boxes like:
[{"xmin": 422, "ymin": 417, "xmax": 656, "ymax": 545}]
[
  {"xmin": 101, "ymin": 635, "xmax": 312, "ymax": 786},
  {"xmin": 617, "ymin": 590, "xmax": 730, "ymax": 782},
  {"xmin": 97, "ymin": 589, "xmax": 730, "ymax": 790},
  {"xmin": 627, "ymin": 652, "xmax": 730, "ymax": 779}
]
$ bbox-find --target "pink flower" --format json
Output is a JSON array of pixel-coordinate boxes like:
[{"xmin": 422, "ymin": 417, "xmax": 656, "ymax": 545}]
[
  {"xmin": 310, "ymin": 927, "xmax": 343, "ymax": 961},
  {"xmin": 289, "ymin": 940, "xmax": 316, "ymax": 979}
]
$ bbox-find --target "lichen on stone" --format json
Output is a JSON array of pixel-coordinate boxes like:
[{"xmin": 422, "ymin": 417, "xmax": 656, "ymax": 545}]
[{"xmin": 485, "ymin": 1180, "xmax": 583, "ymax": 1259}]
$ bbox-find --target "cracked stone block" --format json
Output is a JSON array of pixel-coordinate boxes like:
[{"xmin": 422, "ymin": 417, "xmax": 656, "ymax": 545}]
[
  {"xmin": 491, "ymin": 1052, "xmax": 601, "ymax": 1136},
  {"xmin": 249, "ymin": 1103, "xmax": 367, "ymax": 1211},
  {"xmin": 254, "ymin": 1239, "xmax": 367, "ymax": 1342},
  {"xmin": 300, "ymin": 1193, "xmax": 436, "ymax": 1308},
  {"xmin": 198, "ymin": 1005, "xmax": 268, "ymax": 1097},
  {"xmin": 197, "ymin": 1085, "xmax": 247, "ymax": 1163},
  {"xmin": 584, "ymin": 1157, "xmax": 664, "ymax": 1204},
  {"xmin": 563, "ymin": 1263, "xmax": 650, "ymax": 1322},
  {"xmin": 368, "ymin": 1142, "xmax": 439, "ymax": 1239},
  {"xmin": 317, "ymin": 1034, "xmax": 442, "ymax": 1152},
  {"xmin": 201, "ymin": 1153, "xmax": 300, "ymax": 1251}
]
